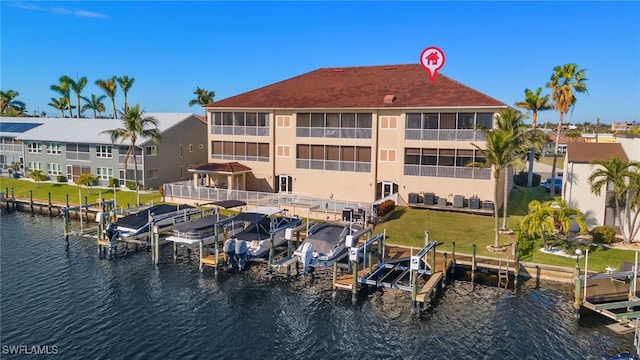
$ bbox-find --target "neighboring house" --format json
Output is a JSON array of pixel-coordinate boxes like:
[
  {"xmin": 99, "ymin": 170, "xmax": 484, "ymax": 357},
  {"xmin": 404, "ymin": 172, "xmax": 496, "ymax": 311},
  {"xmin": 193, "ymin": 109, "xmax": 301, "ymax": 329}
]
[
  {"xmin": 195, "ymin": 64, "xmax": 511, "ymax": 206},
  {"xmin": 1, "ymin": 113, "xmax": 207, "ymax": 189},
  {"xmin": 564, "ymin": 139, "xmax": 640, "ymax": 241},
  {"xmin": 0, "ymin": 118, "xmax": 56, "ymax": 173},
  {"xmin": 611, "ymin": 122, "xmax": 638, "ymax": 133}
]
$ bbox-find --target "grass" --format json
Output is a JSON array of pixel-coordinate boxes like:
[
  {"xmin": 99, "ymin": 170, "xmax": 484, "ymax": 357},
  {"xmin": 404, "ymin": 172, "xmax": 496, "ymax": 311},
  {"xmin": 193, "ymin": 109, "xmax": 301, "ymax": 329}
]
[
  {"xmin": 2, "ymin": 177, "xmax": 635, "ymax": 272},
  {"xmin": 538, "ymin": 155, "xmax": 565, "ymax": 169},
  {"xmin": 0, "ymin": 177, "xmax": 161, "ymax": 207}
]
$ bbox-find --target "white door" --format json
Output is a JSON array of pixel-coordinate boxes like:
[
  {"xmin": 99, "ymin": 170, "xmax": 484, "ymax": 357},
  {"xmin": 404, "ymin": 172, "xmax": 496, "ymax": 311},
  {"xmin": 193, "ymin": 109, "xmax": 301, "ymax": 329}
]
[
  {"xmin": 382, "ymin": 181, "xmax": 393, "ymax": 198},
  {"xmin": 278, "ymin": 175, "xmax": 291, "ymax": 193},
  {"xmin": 119, "ymin": 169, "xmax": 126, "ymax": 186}
]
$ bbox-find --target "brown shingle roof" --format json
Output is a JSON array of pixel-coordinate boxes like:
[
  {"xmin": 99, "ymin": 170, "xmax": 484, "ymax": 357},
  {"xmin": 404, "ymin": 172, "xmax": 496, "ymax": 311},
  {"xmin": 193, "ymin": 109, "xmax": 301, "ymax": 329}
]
[
  {"xmin": 566, "ymin": 142, "xmax": 629, "ymax": 163},
  {"xmin": 189, "ymin": 162, "xmax": 252, "ymax": 174},
  {"xmin": 204, "ymin": 64, "xmax": 508, "ymax": 109}
]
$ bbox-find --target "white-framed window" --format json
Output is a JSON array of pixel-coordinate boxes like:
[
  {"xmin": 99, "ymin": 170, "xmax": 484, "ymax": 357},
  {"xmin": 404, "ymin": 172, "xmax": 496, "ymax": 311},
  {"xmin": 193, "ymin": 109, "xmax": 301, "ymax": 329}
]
[
  {"xmin": 379, "ymin": 148, "xmax": 397, "ymax": 162},
  {"xmin": 179, "ymin": 145, "xmax": 183, "ymax": 158},
  {"xmin": 379, "ymin": 116, "xmax": 398, "ymax": 130},
  {"xmin": 146, "ymin": 146, "xmax": 158, "ymax": 156},
  {"xmin": 96, "ymin": 167, "xmax": 113, "ymax": 180},
  {"xmin": 146, "ymin": 169, "xmax": 159, "ymax": 179},
  {"xmin": 47, "ymin": 163, "xmax": 62, "ymax": 175},
  {"xmin": 276, "ymin": 145, "xmax": 291, "ymax": 157},
  {"xmin": 180, "ymin": 165, "xmax": 184, "ymax": 179},
  {"xmin": 276, "ymin": 115, "xmax": 291, "ymax": 128},
  {"xmin": 46, "ymin": 142, "xmax": 61, "ymax": 155},
  {"xmin": 28, "ymin": 161, "xmax": 43, "ymax": 171},
  {"xmin": 96, "ymin": 145, "xmax": 113, "ymax": 158},
  {"xmin": 27, "ymin": 142, "xmax": 42, "ymax": 154},
  {"xmin": 189, "ymin": 144, "xmax": 194, "ymax": 152}
]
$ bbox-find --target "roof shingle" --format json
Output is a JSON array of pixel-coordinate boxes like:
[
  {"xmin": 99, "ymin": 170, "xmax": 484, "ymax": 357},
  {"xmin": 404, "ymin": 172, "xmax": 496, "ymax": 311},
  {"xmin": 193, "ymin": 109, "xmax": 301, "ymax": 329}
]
[
  {"xmin": 566, "ymin": 142, "xmax": 629, "ymax": 163},
  {"xmin": 204, "ymin": 64, "xmax": 507, "ymax": 109},
  {"xmin": 189, "ymin": 162, "xmax": 252, "ymax": 174}
]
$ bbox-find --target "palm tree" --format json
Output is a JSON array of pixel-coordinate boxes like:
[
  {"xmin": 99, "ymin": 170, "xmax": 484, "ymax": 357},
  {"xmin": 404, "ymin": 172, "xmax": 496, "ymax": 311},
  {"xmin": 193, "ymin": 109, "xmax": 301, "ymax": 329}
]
[
  {"xmin": 521, "ymin": 198, "xmax": 586, "ymax": 250},
  {"xmin": 494, "ymin": 108, "xmax": 529, "ymax": 230},
  {"xmin": 100, "ymin": 104, "xmax": 162, "ymax": 205},
  {"xmin": 547, "ymin": 63, "xmax": 588, "ymax": 196},
  {"xmin": 588, "ymin": 157, "xmax": 640, "ymax": 244},
  {"xmin": 47, "ymin": 98, "xmax": 74, "ymax": 118},
  {"xmin": 95, "ymin": 77, "xmax": 118, "ymax": 119},
  {"xmin": 50, "ymin": 77, "xmax": 73, "ymax": 118},
  {"xmin": 61, "ymin": 75, "xmax": 88, "ymax": 118},
  {"xmin": 514, "ymin": 87, "xmax": 553, "ymax": 187},
  {"xmin": 189, "ymin": 87, "xmax": 215, "ymax": 117},
  {"xmin": 117, "ymin": 76, "xmax": 135, "ymax": 112},
  {"xmin": 0, "ymin": 90, "xmax": 27, "ymax": 115},
  {"xmin": 82, "ymin": 94, "xmax": 107, "ymax": 118},
  {"xmin": 471, "ymin": 129, "xmax": 517, "ymax": 250}
]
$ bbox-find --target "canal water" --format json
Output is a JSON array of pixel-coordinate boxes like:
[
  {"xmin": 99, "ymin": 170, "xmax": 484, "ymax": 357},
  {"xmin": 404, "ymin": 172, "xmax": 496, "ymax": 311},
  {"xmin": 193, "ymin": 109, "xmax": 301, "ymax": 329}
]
[{"xmin": 0, "ymin": 211, "xmax": 635, "ymax": 359}]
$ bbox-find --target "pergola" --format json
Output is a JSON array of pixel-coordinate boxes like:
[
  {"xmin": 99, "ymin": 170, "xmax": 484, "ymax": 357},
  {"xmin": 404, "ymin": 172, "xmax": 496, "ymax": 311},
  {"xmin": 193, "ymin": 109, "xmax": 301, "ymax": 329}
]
[{"xmin": 188, "ymin": 162, "xmax": 252, "ymax": 190}]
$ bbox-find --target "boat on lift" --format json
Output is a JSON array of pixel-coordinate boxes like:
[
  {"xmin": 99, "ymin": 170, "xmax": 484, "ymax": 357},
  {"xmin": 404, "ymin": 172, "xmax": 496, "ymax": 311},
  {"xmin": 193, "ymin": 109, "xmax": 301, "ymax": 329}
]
[
  {"xmin": 293, "ymin": 221, "xmax": 364, "ymax": 275},
  {"xmin": 223, "ymin": 207, "xmax": 302, "ymax": 270},
  {"xmin": 111, "ymin": 203, "xmax": 199, "ymax": 242}
]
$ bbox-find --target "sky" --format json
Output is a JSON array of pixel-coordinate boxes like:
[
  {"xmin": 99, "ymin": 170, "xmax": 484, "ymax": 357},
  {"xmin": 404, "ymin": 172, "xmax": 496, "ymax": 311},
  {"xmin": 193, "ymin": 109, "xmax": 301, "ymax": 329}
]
[{"xmin": 1, "ymin": 1, "xmax": 639, "ymax": 125}]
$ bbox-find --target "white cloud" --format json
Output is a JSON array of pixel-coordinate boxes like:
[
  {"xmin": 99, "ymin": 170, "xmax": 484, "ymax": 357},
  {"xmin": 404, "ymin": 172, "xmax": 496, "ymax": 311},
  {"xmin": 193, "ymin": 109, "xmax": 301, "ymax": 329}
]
[{"xmin": 8, "ymin": 1, "xmax": 110, "ymax": 19}]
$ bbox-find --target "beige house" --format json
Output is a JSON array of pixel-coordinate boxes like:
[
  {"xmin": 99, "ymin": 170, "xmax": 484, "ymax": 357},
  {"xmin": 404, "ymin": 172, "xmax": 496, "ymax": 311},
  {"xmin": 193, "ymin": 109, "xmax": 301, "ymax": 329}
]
[
  {"xmin": 196, "ymin": 64, "xmax": 510, "ymax": 206},
  {"xmin": 564, "ymin": 139, "xmax": 640, "ymax": 241}
]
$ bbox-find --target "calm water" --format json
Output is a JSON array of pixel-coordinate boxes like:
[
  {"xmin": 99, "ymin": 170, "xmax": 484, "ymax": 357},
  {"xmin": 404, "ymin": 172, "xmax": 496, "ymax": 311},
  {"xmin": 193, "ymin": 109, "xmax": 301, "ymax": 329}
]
[{"xmin": 0, "ymin": 211, "xmax": 635, "ymax": 359}]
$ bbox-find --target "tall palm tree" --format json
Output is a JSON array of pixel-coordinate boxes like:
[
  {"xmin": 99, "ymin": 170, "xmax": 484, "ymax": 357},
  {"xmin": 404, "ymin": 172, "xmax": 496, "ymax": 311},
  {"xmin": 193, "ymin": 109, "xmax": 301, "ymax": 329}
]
[
  {"xmin": 471, "ymin": 129, "xmax": 517, "ymax": 249},
  {"xmin": 189, "ymin": 87, "xmax": 215, "ymax": 117},
  {"xmin": 50, "ymin": 77, "xmax": 73, "ymax": 118},
  {"xmin": 95, "ymin": 77, "xmax": 118, "ymax": 119},
  {"xmin": 514, "ymin": 87, "xmax": 554, "ymax": 187},
  {"xmin": 494, "ymin": 108, "xmax": 529, "ymax": 230},
  {"xmin": 521, "ymin": 198, "xmax": 586, "ymax": 250},
  {"xmin": 117, "ymin": 76, "xmax": 135, "ymax": 112},
  {"xmin": 546, "ymin": 63, "xmax": 588, "ymax": 196},
  {"xmin": 100, "ymin": 104, "xmax": 162, "ymax": 205},
  {"xmin": 0, "ymin": 90, "xmax": 27, "ymax": 115},
  {"xmin": 48, "ymin": 98, "xmax": 67, "ymax": 118},
  {"xmin": 588, "ymin": 157, "xmax": 640, "ymax": 244},
  {"xmin": 61, "ymin": 75, "xmax": 88, "ymax": 118},
  {"xmin": 82, "ymin": 94, "xmax": 107, "ymax": 118}
]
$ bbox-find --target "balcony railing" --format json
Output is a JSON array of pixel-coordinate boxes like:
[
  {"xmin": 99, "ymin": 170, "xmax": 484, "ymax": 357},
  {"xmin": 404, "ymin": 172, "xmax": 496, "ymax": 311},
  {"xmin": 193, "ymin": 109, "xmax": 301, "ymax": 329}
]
[
  {"xmin": 296, "ymin": 127, "xmax": 372, "ymax": 139},
  {"xmin": 296, "ymin": 159, "xmax": 371, "ymax": 173},
  {"xmin": 211, "ymin": 126, "xmax": 269, "ymax": 137},
  {"xmin": 405, "ymin": 129, "xmax": 486, "ymax": 141},
  {"xmin": 404, "ymin": 164, "xmax": 491, "ymax": 179},
  {"xmin": 211, "ymin": 154, "xmax": 269, "ymax": 162}
]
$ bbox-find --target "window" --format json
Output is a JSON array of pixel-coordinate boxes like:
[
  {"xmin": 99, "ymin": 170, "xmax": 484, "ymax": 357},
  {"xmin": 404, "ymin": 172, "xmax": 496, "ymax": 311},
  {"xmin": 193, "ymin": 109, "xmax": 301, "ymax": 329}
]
[
  {"xmin": 380, "ymin": 116, "xmax": 398, "ymax": 129},
  {"xmin": 146, "ymin": 169, "xmax": 159, "ymax": 179},
  {"xmin": 66, "ymin": 143, "xmax": 91, "ymax": 161},
  {"xmin": 179, "ymin": 145, "xmax": 183, "ymax": 158},
  {"xmin": 96, "ymin": 167, "xmax": 113, "ymax": 180},
  {"xmin": 458, "ymin": 113, "xmax": 475, "ymax": 129},
  {"xmin": 379, "ymin": 149, "xmax": 397, "ymax": 162},
  {"xmin": 189, "ymin": 144, "xmax": 194, "ymax": 152},
  {"xmin": 28, "ymin": 161, "xmax": 43, "ymax": 171},
  {"xmin": 180, "ymin": 165, "xmax": 184, "ymax": 179},
  {"xmin": 211, "ymin": 141, "xmax": 269, "ymax": 162},
  {"xmin": 27, "ymin": 142, "xmax": 42, "ymax": 154},
  {"xmin": 406, "ymin": 113, "xmax": 421, "ymax": 129},
  {"xmin": 96, "ymin": 145, "xmax": 113, "ymax": 158},
  {"xmin": 146, "ymin": 146, "xmax": 157, "ymax": 156},
  {"xmin": 47, "ymin": 142, "xmax": 61, "ymax": 155},
  {"xmin": 440, "ymin": 113, "xmax": 456, "ymax": 129},
  {"xmin": 477, "ymin": 113, "xmax": 494, "ymax": 129},
  {"xmin": 423, "ymin": 114, "xmax": 439, "ymax": 129},
  {"xmin": 47, "ymin": 163, "xmax": 62, "ymax": 175},
  {"xmin": 296, "ymin": 112, "xmax": 373, "ymax": 138},
  {"xmin": 296, "ymin": 144, "xmax": 371, "ymax": 172},
  {"xmin": 276, "ymin": 145, "xmax": 291, "ymax": 157},
  {"xmin": 276, "ymin": 115, "xmax": 291, "ymax": 128}
]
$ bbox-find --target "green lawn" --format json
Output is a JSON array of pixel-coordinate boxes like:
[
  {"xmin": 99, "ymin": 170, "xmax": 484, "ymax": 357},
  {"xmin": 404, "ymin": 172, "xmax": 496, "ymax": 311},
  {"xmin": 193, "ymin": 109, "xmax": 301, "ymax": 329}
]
[
  {"xmin": 0, "ymin": 177, "xmax": 161, "ymax": 207},
  {"xmin": 2, "ymin": 177, "xmax": 635, "ymax": 272},
  {"xmin": 538, "ymin": 155, "xmax": 565, "ymax": 169}
]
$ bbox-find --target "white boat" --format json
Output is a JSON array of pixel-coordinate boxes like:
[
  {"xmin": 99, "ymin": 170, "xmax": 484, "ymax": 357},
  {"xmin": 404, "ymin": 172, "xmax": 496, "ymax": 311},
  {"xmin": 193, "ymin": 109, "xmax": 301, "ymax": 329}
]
[
  {"xmin": 111, "ymin": 204, "xmax": 199, "ymax": 242},
  {"xmin": 223, "ymin": 207, "xmax": 302, "ymax": 270},
  {"xmin": 293, "ymin": 221, "xmax": 363, "ymax": 274}
]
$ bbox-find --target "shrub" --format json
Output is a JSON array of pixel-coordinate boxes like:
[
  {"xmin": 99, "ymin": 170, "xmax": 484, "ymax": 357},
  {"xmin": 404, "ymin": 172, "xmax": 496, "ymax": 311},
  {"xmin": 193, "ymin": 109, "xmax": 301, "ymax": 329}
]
[
  {"xmin": 376, "ymin": 199, "xmax": 395, "ymax": 217},
  {"xmin": 592, "ymin": 226, "xmax": 617, "ymax": 244},
  {"xmin": 514, "ymin": 171, "xmax": 541, "ymax": 187},
  {"xmin": 56, "ymin": 175, "xmax": 67, "ymax": 182},
  {"xmin": 126, "ymin": 180, "xmax": 137, "ymax": 191},
  {"xmin": 109, "ymin": 177, "xmax": 118, "ymax": 187},
  {"xmin": 158, "ymin": 184, "xmax": 164, "ymax": 197}
]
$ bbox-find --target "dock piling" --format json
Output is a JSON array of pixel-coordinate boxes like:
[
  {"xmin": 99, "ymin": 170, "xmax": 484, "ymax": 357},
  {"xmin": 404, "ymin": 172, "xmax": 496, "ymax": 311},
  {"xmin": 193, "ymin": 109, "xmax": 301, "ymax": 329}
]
[
  {"xmin": 48, "ymin": 192, "xmax": 52, "ymax": 217},
  {"xmin": 268, "ymin": 233, "xmax": 275, "ymax": 277},
  {"xmin": 451, "ymin": 242, "xmax": 456, "ymax": 266},
  {"xmin": 443, "ymin": 253, "xmax": 448, "ymax": 281},
  {"xmin": 29, "ymin": 190, "xmax": 34, "ymax": 215},
  {"xmin": 332, "ymin": 261, "xmax": 338, "ymax": 298},
  {"xmin": 573, "ymin": 261, "xmax": 582, "ymax": 319},
  {"xmin": 471, "ymin": 244, "xmax": 477, "ymax": 287}
]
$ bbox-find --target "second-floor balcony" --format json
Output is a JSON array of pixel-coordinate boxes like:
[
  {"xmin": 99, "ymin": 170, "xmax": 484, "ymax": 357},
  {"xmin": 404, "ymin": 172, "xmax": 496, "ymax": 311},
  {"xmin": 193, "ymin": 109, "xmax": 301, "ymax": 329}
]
[
  {"xmin": 211, "ymin": 125, "xmax": 269, "ymax": 136},
  {"xmin": 405, "ymin": 129, "xmax": 487, "ymax": 142}
]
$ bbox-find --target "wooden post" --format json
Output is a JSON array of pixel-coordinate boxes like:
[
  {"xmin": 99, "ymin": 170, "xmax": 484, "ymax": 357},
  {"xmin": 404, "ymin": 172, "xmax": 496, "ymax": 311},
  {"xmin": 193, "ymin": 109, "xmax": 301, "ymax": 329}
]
[
  {"xmin": 84, "ymin": 196, "xmax": 88, "ymax": 221},
  {"xmin": 214, "ymin": 225, "xmax": 219, "ymax": 274},
  {"xmin": 63, "ymin": 209, "xmax": 69, "ymax": 241},
  {"xmin": 268, "ymin": 233, "xmax": 275, "ymax": 275},
  {"xmin": 154, "ymin": 225, "xmax": 160, "ymax": 265},
  {"xmin": 48, "ymin": 192, "xmax": 52, "ymax": 217},
  {"xmin": 352, "ymin": 258, "xmax": 358, "ymax": 304},
  {"xmin": 443, "ymin": 252, "xmax": 448, "ymax": 281},
  {"xmin": 29, "ymin": 190, "xmax": 34, "ymax": 214},
  {"xmin": 574, "ymin": 262, "xmax": 582, "ymax": 319},
  {"xmin": 471, "ymin": 244, "xmax": 477, "ymax": 287},
  {"xmin": 451, "ymin": 242, "xmax": 456, "ymax": 266},
  {"xmin": 199, "ymin": 241, "xmax": 204, "ymax": 272},
  {"xmin": 66, "ymin": 194, "xmax": 69, "ymax": 208},
  {"xmin": 11, "ymin": 188, "xmax": 15, "ymax": 211},
  {"xmin": 173, "ymin": 241, "xmax": 178, "ymax": 262},
  {"xmin": 431, "ymin": 244, "xmax": 436, "ymax": 274},
  {"xmin": 4, "ymin": 187, "xmax": 8, "ymax": 211},
  {"xmin": 332, "ymin": 261, "xmax": 338, "ymax": 298},
  {"xmin": 411, "ymin": 266, "xmax": 418, "ymax": 313},
  {"xmin": 514, "ymin": 242, "xmax": 520, "ymax": 287}
]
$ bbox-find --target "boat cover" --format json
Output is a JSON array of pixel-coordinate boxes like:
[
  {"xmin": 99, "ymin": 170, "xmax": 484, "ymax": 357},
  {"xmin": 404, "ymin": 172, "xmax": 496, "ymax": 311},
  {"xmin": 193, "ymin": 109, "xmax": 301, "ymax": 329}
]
[
  {"xmin": 172, "ymin": 215, "xmax": 219, "ymax": 233},
  {"xmin": 304, "ymin": 223, "xmax": 349, "ymax": 254},
  {"xmin": 202, "ymin": 200, "xmax": 247, "ymax": 209},
  {"xmin": 233, "ymin": 216, "xmax": 272, "ymax": 241},
  {"xmin": 116, "ymin": 204, "xmax": 194, "ymax": 229}
]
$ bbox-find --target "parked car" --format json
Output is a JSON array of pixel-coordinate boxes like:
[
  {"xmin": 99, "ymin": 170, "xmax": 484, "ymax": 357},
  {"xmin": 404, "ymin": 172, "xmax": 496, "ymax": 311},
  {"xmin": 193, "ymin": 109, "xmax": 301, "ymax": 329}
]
[{"xmin": 543, "ymin": 177, "xmax": 562, "ymax": 193}]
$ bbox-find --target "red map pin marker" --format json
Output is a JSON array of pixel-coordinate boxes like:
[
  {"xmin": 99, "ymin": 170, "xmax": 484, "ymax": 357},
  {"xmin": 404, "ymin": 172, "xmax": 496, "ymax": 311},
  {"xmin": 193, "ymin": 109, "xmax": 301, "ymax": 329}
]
[{"xmin": 420, "ymin": 47, "xmax": 445, "ymax": 84}]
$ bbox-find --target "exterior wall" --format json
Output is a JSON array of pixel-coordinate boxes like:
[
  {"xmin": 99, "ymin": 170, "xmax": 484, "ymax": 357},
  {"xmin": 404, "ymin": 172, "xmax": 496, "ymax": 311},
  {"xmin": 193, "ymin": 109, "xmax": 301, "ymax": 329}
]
[
  {"xmin": 564, "ymin": 161, "xmax": 606, "ymax": 230},
  {"xmin": 206, "ymin": 107, "xmax": 504, "ymax": 205},
  {"xmin": 142, "ymin": 116, "xmax": 207, "ymax": 189}
]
